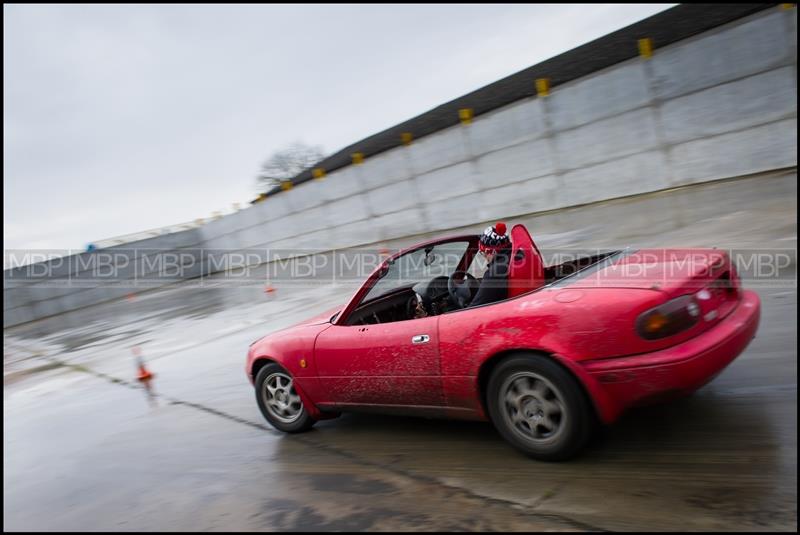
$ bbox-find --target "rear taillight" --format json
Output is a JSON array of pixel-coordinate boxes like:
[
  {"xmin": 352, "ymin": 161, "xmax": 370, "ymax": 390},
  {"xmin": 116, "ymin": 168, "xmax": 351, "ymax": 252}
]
[{"xmin": 636, "ymin": 294, "xmax": 700, "ymax": 340}]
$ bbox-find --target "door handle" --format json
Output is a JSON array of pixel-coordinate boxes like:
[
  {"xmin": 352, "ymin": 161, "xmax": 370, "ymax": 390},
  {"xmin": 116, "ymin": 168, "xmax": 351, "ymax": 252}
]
[{"xmin": 411, "ymin": 334, "xmax": 430, "ymax": 344}]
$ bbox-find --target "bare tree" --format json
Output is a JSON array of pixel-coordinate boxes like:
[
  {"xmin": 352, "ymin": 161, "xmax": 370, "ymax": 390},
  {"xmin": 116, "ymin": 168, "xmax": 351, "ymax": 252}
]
[{"xmin": 257, "ymin": 141, "xmax": 325, "ymax": 191}]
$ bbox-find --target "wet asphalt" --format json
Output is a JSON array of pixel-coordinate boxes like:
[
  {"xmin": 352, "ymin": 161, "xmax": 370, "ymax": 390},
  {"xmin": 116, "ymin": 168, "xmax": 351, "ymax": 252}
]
[{"xmin": 4, "ymin": 172, "xmax": 797, "ymax": 531}]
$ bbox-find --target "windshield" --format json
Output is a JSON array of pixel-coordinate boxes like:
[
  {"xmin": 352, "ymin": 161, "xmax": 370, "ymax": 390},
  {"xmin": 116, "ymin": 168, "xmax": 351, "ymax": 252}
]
[{"xmin": 361, "ymin": 241, "xmax": 470, "ymax": 304}]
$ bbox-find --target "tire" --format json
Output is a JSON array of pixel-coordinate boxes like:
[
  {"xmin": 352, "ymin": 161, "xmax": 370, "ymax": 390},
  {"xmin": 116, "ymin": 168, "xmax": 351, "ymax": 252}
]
[
  {"xmin": 486, "ymin": 354, "xmax": 592, "ymax": 461},
  {"xmin": 254, "ymin": 363, "xmax": 316, "ymax": 433}
]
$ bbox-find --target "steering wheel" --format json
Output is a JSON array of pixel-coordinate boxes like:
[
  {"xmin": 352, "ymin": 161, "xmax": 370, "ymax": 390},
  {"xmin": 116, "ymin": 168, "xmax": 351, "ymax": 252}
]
[
  {"xmin": 448, "ymin": 271, "xmax": 478, "ymax": 309},
  {"xmin": 406, "ymin": 293, "xmax": 422, "ymax": 319},
  {"xmin": 411, "ymin": 276, "xmax": 448, "ymax": 318}
]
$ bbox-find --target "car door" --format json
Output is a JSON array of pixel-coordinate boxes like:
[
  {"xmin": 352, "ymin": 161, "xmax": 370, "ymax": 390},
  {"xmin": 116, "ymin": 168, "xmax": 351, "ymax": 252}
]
[{"xmin": 314, "ymin": 315, "xmax": 442, "ymax": 408}]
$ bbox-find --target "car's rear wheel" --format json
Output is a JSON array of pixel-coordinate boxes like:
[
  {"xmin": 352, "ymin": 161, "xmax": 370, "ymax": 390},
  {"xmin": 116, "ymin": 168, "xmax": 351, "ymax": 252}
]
[
  {"xmin": 487, "ymin": 354, "xmax": 592, "ymax": 461},
  {"xmin": 255, "ymin": 363, "xmax": 316, "ymax": 433}
]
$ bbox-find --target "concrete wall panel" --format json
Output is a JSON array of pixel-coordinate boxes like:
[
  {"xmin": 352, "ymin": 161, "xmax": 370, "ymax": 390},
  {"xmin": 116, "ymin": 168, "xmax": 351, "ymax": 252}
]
[
  {"xmin": 671, "ymin": 118, "xmax": 798, "ymax": 185},
  {"xmin": 549, "ymin": 60, "xmax": 650, "ymax": 131},
  {"xmin": 415, "ymin": 162, "xmax": 478, "ymax": 203},
  {"xmin": 474, "ymin": 138, "xmax": 554, "ymax": 189},
  {"xmin": 407, "ymin": 126, "xmax": 469, "ymax": 175},
  {"xmin": 560, "ymin": 150, "xmax": 671, "ymax": 206},
  {"xmin": 555, "ymin": 107, "xmax": 659, "ymax": 170},
  {"xmin": 468, "ymin": 99, "xmax": 546, "ymax": 154},
  {"xmin": 661, "ymin": 67, "xmax": 797, "ymax": 144},
  {"xmin": 365, "ymin": 180, "xmax": 420, "ymax": 216},
  {"xmin": 650, "ymin": 10, "xmax": 790, "ymax": 100},
  {"xmin": 359, "ymin": 149, "xmax": 412, "ymax": 190}
]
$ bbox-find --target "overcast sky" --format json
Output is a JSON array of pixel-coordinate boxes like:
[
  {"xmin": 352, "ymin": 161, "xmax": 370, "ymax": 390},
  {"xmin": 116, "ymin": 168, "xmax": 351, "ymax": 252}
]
[{"xmin": 4, "ymin": 4, "xmax": 673, "ymax": 251}]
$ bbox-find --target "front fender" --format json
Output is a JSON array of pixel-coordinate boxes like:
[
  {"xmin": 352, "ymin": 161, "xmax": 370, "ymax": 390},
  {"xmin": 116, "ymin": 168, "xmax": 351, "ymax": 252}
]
[{"xmin": 246, "ymin": 323, "xmax": 333, "ymax": 418}]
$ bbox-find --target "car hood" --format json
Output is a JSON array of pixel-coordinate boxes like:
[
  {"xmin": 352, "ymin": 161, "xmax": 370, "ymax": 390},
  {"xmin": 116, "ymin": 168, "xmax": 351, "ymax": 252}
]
[
  {"xmin": 249, "ymin": 304, "xmax": 341, "ymax": 350},
  {"xmin": 295, "ymin": 304, "xmax": 343, "ymax": 326}
]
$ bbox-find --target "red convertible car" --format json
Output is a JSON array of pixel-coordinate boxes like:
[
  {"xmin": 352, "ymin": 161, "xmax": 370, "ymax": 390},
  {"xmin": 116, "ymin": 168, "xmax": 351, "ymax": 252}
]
[{"xmin": 246, "ymin": 224, "xmax": 761, "ymax": 460}]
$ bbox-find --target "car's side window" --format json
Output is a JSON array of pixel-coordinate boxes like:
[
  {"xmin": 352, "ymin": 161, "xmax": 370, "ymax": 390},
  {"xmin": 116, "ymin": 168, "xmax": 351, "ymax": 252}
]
[
  {"xmin": 345, "ymin": 240, "xmax": 471, "ymax": 325},
  {"xmin": 361, "ymin": 241, "xmax": 469, "ymax": 304},
  {"xmin": 467, "ymin": 250, "xmax": 489, "ymax": 279}
]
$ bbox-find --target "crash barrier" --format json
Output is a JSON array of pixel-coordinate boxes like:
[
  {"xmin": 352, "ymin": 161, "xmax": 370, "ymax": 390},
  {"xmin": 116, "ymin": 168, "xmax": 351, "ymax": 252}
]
[
  {"xmin": 4, "ymin": 5, "xmax": 797, "ymax": 327},
  {"xmin": 4, "ymin": 229, "xmax": 205, "ymax": 327}
]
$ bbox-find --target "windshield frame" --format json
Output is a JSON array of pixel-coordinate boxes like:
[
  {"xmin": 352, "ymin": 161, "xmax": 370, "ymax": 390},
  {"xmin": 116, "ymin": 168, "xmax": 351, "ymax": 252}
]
[
  {"xmin": 333, "ymin": 234, "xmax": 478, "ymax": 326},
  {"xmin": 359, "ymin": 240, "xmax": 472, "ymax": 305}
]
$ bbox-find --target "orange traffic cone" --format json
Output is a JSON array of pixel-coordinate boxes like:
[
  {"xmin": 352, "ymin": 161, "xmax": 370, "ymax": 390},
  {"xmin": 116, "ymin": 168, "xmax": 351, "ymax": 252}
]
[
  {"xmin": 133, "ymin": 349, "xmax": 154, "ymax": 382},
  {"xmin": 264, "ymin": 285, "xmax": 276, "ymax": 294},
  {"xmin": 132, "ymin": 348, "xmax": 157, "ymax": 405},
  {"xmin": 137, "ymin": 363, "xmax": 154, "ymax": 382}
]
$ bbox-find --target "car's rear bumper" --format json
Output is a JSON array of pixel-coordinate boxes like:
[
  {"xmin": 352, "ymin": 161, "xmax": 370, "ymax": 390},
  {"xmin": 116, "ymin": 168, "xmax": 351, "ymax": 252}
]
[{"xmin": 580, "ymin": 290, "xmax": 761, "ymax": 423}]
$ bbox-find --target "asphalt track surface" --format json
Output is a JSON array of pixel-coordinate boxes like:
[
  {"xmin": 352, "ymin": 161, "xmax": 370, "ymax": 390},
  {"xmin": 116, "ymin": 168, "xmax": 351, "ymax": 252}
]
[{"xmin": 4, "ymin": 171, "xmax": 796, "ymax": 531}]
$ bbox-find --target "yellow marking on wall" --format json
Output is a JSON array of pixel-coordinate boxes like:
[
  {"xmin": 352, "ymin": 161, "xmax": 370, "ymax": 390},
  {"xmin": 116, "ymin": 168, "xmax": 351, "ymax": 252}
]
[
  {"xmin": 312, "ymin": 168, "xmax": 326, "ymax": 179},
  {"xmin": 535, "ymin": 78, "xmax": 550, "ymax": 97},
  {"xmin": 459, "ymin": 108, "xmax": 473, "ymax": 124},
  {"xmin": 401, "ymin": 132, "xmax": 413, "ymax": 146},
  {"xmin": 352, "ymin": 152, "xmax": 364, "ymax": 164},
  {"xmin": 638, "ymin": 38, "xmax": 653, "ymax": 59}
]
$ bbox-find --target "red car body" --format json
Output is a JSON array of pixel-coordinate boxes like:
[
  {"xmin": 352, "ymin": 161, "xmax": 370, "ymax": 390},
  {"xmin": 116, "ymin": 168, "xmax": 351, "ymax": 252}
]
[{"xmin": 246, "ymin": 227, "xmax": 760, "ymax": 431}]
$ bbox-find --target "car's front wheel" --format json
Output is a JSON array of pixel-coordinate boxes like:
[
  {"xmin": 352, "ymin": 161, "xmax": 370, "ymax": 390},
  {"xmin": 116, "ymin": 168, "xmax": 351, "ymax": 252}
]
[
  {"xmin": 487, "ymin": 354, "xmax": 592, "ymax": 461},
  {"xmin": 255, "ymin": 363, "xmax": 316, "ymax": 433}
]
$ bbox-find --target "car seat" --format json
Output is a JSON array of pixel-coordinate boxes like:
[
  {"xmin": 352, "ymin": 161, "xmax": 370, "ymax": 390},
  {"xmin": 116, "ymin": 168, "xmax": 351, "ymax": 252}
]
[{"xmin": 507, "ymin": 224, "xmax": 546, "ymax": 297}]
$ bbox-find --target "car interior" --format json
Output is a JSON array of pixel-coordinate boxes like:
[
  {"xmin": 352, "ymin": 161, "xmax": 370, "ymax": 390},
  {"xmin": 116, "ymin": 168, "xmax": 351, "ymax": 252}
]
[{"xmin": 344, "ymin": 229, "xmax": 620, "ymax": 326}]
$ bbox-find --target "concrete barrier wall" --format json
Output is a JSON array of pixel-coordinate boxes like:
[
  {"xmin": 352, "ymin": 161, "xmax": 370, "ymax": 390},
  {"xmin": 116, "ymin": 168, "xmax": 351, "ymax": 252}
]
[
  {"xmin": 198, "ymin": 7, "xmax": 797, "ymax": 251},
  {"xmin": 4, "ymin": 6, "xmax": 797, "ymax": 327},
  {"xmin": 4, "ymin": 229, "xmax": 205, "ymax": 326}
]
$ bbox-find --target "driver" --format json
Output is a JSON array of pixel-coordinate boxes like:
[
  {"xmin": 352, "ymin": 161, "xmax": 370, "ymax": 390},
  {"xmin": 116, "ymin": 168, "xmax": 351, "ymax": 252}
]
[
  {"xmin": 467, "ymin": 222, "xmax": 512, "ymax": 308},
  {"xmin": 412, "ymin": 291, "xmax": 428, "ymax": 318}
]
